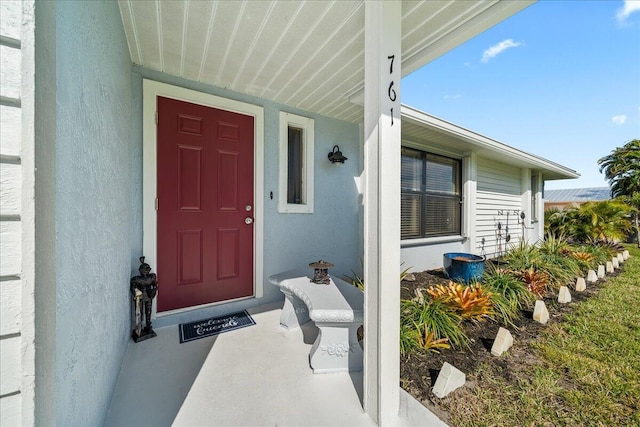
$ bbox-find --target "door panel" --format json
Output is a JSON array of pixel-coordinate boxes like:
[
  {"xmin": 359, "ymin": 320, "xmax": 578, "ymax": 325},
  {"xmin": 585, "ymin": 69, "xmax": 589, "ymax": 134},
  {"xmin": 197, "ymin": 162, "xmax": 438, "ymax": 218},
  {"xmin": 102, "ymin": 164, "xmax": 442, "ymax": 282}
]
[
  {"xmin": 157, "ymin": 96, "xmax": 254, "ymax": 312},
  {"xmin": 177, "ymin": 146, "xmax": 202, "ymax": 211}
]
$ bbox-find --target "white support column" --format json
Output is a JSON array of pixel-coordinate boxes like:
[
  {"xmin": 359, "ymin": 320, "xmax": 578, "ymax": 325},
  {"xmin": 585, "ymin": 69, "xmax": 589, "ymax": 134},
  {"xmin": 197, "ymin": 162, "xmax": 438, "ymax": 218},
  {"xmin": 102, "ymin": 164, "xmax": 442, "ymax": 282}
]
[
  {"xmin": 363, "ymin": 1, "xmax": 401, "ymax": 424},
  {"xmin": 462, "ymin": 152, "xmax": 477, "ymax": 253},
  {"xmin": 20, "ymin": 2, "xmax": 37, "ymax": 425}
]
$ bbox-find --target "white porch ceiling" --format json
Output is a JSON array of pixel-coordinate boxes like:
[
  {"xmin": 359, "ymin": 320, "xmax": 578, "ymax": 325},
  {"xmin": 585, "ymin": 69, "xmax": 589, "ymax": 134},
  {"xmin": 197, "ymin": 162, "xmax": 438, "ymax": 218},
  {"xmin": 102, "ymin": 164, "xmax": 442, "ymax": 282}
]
[{"xmin": 118, "ymin": 0, "xmax": 532, "ymax": 123}]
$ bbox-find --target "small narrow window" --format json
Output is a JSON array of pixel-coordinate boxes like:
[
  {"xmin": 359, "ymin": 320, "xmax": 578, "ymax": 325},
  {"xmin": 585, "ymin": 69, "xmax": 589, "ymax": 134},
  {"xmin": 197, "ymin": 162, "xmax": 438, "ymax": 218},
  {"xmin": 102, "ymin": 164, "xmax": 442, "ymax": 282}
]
[
  {"xmin": 279, "ymin": 112, "xmax": 314, "ymax": 213},
  {"xmin": 287, "ymin": 126, "xmax": 303, "ymax": 204},
  {"xmin": 531, "ymin": 174, "xmax": 539, "ymax": 222}
]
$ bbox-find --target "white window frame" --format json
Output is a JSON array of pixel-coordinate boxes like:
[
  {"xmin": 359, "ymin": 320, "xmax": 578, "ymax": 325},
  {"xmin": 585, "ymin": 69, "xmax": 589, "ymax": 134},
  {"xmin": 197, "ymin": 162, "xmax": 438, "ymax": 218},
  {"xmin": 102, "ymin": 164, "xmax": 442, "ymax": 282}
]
[
  {"xmin": 400, "ymin": 146, "xmax": 462, "ymax": 240},
  {"xmin": 531, "ymin": 173, "xmax": 539, "ymax": 222},
  {"xmin": 278, "ymin": 112, "xmax": 314, "ymax": 213}
]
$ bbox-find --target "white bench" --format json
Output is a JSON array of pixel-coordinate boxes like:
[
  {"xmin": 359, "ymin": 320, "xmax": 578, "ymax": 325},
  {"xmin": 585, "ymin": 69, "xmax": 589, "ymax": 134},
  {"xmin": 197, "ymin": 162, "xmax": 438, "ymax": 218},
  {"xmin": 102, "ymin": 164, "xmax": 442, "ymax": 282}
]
[{"xmin": 268, "ymin": 270, "xmax": 364, "ymax": 373}]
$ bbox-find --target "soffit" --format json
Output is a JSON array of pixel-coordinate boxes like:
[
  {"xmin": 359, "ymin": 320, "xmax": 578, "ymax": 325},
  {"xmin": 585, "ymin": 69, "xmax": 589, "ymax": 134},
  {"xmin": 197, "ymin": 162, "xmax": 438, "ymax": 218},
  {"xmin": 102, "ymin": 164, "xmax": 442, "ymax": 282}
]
[{"xmin": 118, "ymin": 0, "xmax": 532, "ymax": 123}]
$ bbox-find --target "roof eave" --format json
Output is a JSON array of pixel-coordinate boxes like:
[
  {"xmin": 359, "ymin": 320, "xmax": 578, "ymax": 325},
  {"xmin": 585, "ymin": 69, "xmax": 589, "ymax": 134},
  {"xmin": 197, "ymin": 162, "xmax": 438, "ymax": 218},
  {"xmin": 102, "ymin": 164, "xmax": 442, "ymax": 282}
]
[
  {"xmin": 402, "ymin": 0, "xmax": 536, "ymax": 76},
  {"xmin": 401, "ymin": 104, "xmax": 580, "ymax": 181}
]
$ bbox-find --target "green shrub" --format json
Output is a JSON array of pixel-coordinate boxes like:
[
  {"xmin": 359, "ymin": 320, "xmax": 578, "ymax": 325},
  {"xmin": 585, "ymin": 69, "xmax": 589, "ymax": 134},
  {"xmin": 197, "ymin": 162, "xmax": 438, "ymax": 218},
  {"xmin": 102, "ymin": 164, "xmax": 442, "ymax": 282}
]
[
  {"xmin": 545, "ymin": 200, "xmax": 633, "ymax": 243},
  {"xmin": 538, "ymin": 234, "xmax": 571, "ymax": 256},
  {"xmin": 538, "ymin": 252, "xmax": 582, "ymax": 289},
  {"xmin": 503, "ymin": 241, "xmax": 543, "ymax": 271},
  {"xmin": 401, "ymin": 297, "xmax": 467, "ymax": 349},
  {"xmin": 483, "ymin": 266, "xmax": 534, "ymax": 327},
  {"xmin": 580, "ymin": 244, "xmax": 615, "ymax": 265},
  {"xmin": 400, "ymin": 322, "xmax": 420, "ymax": 356}
]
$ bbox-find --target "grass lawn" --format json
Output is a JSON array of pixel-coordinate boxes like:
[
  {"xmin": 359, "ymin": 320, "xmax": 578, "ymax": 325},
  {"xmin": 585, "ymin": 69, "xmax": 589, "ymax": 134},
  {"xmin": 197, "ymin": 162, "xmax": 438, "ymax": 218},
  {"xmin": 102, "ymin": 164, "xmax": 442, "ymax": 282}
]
[{"xmin": 446, "ymin": 245, "xmax": 640, "ymax": 427}]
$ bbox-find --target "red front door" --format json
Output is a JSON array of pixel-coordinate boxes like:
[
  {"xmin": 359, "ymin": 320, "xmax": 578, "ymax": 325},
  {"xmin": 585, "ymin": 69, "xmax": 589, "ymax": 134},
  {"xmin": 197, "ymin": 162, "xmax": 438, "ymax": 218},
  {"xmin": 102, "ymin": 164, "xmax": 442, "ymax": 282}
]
[{"xmin": 156, "ymin": 96, "xmax": 254, "ymax": 312}]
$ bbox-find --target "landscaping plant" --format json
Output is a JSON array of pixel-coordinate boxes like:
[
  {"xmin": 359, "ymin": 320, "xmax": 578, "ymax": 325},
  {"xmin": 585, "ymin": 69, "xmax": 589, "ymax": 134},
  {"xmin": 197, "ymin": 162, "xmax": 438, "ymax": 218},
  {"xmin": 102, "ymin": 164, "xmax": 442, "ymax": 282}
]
[
  {"xmin": 598, "ymin": 139, "xmax": 640, "ymax": 247},
  {"xmin": 569, "ymin": 250, "xmax": 596, "ymax": 271},
  {"xmin": 426, "ymin": 282, "xmax": 494, "ymax": 320},
  {"xmin": 442, "ymin": 245, "xmax": 640, "ymax": 427},
  {"xmin": 414, "ymin": 322, "xmax": 451, "ymax": 353},
  {"xmin": 575, "ymin": 243, "xmax": 612, "ymax": 266},
  {"xmin": 545, "ymin": 200, "xmax": 633, "ymax": 243},
  {"xmin": 401, "ymin": 297, "xmax": 467, "ymax": 349},
  {"xmin": 482, "ymin": 265, "xmax": 534, "ymax": 327},
  {"xmin": 518, "ymin": 267, "xmax": 549, "ymax": 297}
]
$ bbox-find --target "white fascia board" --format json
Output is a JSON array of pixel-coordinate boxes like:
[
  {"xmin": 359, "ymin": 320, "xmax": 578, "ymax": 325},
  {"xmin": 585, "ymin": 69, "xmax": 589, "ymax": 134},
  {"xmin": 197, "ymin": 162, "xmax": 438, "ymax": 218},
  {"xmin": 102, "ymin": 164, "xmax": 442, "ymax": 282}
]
[
  {"xmin": 400, "ymin": 105, "xmax": 580, "ymax": 180},
  {"xmin": 402, "ymin": 1, "xmax": 536, "ymax": 76},
  {"xmin": 349, "ymin": 1, "xmax": 535, "ymax": 105}
]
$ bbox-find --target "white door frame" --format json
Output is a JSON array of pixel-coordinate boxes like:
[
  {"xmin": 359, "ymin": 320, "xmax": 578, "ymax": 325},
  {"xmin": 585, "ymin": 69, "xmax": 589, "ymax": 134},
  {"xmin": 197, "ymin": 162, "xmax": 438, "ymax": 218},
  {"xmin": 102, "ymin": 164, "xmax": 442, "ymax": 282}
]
[{"xmin": 142, "ymin": 79, "xmax": 265, "ymax": 317}]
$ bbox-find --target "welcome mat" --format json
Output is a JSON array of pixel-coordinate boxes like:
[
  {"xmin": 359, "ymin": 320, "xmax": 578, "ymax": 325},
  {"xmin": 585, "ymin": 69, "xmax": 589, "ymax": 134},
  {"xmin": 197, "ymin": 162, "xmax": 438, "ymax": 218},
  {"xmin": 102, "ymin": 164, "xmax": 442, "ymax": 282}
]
[{"xmin": 179, "ymin": 310, "xmax": 256, "ymax": 343}]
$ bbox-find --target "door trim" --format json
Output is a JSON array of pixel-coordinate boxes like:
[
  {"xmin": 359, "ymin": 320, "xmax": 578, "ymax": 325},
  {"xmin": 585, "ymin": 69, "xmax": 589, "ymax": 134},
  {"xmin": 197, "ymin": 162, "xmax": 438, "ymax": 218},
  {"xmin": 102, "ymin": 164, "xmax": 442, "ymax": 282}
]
[{"xmin": 142, "ymin": 79, "xmax": 264, "ymax": 317}]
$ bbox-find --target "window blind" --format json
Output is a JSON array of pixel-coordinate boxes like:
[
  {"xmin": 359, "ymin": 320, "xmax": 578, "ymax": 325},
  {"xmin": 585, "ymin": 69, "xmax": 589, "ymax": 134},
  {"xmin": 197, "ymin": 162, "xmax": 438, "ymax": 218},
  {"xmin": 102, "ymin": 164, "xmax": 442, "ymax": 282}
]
[{"xmin": 401, "ymin": 148, "xmax": 462, "ymax": 239}]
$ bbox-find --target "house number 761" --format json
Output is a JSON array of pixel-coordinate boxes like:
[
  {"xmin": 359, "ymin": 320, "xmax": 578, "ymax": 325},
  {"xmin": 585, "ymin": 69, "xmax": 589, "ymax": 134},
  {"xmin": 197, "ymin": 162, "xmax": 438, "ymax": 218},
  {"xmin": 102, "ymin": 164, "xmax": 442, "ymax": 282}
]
[{"xmin": 388, "ymin": 55, "xmax": 397, "ymax": 126}]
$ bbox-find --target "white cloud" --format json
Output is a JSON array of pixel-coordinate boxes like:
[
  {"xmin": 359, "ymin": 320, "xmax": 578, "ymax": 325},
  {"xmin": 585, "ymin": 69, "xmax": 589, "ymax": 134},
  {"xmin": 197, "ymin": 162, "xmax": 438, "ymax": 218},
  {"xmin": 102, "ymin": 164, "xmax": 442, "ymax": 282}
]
[
  {"xmin": 481, "ymin": 39, "xmax": 522, "ymax": 63},
  {"xmin": 443, "ymin": 94, "xmax": 461, "ymax": 100},
  {"xmin": 611, "ymin": 114, "xmax": 628, "ymax": 125},
  {"xmin": 617, "ymin": 0, "xmax": 640, "ymax": 23}
]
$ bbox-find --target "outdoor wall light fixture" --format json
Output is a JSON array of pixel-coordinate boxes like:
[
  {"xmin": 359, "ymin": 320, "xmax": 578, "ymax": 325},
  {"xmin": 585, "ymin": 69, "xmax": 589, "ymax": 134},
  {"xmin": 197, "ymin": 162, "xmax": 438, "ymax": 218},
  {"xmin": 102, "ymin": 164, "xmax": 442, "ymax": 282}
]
[{"xmin": 328, "ymin": 145, "xmax": 348, "ymax": 164}]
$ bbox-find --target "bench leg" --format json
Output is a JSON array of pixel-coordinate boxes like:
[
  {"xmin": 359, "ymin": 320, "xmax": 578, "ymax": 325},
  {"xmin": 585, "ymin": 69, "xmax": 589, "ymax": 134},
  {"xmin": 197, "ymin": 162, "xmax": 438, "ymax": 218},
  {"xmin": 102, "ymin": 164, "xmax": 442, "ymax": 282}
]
[
  {"xmin": 279, "ymin": 288, "xmax": 310, "ymax": 329},
  {"xmin": 309, "ymin": 323, "xmax": 363, "ymax": 373}
]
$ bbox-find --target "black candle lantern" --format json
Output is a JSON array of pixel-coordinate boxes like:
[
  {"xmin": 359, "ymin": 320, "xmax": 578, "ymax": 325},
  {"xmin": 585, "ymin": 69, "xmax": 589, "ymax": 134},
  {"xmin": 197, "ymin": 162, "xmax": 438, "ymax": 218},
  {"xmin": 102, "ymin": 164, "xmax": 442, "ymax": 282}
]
[
  {"xmin": 309, "ymin": 260, "xmax": 334, "ymax": 285},
  {"xmin": 130, "ymin": 256, "xmax": 158, "ymax": 342}
]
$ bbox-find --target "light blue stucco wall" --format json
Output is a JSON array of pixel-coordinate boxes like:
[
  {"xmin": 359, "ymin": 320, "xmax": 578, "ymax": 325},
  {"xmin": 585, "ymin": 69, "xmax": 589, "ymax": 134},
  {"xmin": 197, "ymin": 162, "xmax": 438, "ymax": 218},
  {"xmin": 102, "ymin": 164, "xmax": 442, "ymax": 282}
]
[
  {"xmin": 53, "ymin": 1, "xmax": 134, "ymax": 425},
  {"xmin": 131, "ymin": 67, "xmax": 362, "ymax": 328}
]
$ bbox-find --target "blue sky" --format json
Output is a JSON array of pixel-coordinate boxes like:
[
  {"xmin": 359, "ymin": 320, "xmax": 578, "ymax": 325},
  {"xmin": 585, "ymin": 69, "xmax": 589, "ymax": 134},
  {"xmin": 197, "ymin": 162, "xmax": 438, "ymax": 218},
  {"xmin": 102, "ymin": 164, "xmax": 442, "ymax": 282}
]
[{"xmin": 402, "ymin": 0, "xmax": 640, "ymax": 190}]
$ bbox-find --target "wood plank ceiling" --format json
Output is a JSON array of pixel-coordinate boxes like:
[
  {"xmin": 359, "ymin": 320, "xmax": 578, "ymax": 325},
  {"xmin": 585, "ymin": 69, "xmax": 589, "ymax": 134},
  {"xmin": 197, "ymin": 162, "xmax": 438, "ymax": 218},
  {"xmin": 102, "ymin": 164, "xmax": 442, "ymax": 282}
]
[{"xmin": 118, "ymin": 0, "xmax": 531, "ymax": 123}]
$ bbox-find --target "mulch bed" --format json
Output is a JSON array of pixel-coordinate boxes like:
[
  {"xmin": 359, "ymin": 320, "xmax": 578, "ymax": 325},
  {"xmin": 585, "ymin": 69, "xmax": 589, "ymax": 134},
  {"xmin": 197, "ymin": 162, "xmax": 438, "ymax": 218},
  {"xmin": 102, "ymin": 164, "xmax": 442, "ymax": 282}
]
[{"xmin": 399, "ymin": 267, "xmax": 617, "ymax": 425}]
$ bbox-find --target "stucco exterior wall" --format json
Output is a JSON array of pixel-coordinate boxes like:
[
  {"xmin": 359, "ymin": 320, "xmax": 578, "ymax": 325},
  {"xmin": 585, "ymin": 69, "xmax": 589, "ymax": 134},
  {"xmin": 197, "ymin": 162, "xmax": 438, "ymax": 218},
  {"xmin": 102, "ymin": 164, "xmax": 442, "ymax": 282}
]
[
  {"xmin": 130, "ymin": 68, "xmax": 362, "ymax": 328},
  {"xmin": 52, "ymin": 1, "xmax": 134, "ymax": 425}
]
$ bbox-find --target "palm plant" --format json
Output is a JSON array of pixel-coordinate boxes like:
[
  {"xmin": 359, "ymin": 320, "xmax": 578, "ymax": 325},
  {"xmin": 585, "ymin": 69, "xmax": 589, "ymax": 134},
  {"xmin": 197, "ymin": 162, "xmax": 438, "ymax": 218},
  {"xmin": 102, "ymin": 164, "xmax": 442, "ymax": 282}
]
[
  {"xmin": 598, "ymin": 140, "xmax": 640, "ymax": 246},
  {"xmin": 545, "ymin": 201, "xmax": 633, "ymax": 244},
  {"xmin": 598, "ymin": 139, "xmax": 640, "ymax": 198},
  {"xmin": 577, "ymin": 200, "xmax": 633, "ymax": 242}
]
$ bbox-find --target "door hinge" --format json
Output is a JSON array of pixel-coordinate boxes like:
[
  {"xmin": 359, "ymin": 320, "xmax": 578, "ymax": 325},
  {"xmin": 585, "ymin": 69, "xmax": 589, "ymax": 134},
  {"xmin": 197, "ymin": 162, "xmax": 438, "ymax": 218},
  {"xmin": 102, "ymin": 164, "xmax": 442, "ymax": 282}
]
[
  {"xmin": 155, "ymin": 197, "xmax": 158, "ymax": 211},
  {"xmin": 155, "ymin": 111, "xmax": 158, "ymax": 125}
]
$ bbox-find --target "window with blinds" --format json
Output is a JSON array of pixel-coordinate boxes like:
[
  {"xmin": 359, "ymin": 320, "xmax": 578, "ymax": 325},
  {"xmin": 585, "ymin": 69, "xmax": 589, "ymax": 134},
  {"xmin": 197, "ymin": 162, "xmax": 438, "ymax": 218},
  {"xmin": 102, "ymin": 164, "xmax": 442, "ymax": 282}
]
[{"xmin": 401, "ymin": 148, "xmax": 461, "ymax": 239}]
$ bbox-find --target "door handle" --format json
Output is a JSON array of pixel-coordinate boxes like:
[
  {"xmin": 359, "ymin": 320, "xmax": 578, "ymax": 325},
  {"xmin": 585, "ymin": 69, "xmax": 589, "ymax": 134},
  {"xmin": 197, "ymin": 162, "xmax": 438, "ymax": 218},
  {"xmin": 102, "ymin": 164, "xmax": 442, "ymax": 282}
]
[
  {"xmin": 245, "ymin": 205, "xmax": 252, "ymax": 211},
  {"xmin": 245, "ymin": 217, "xmax": 254, "ymax": 225}
]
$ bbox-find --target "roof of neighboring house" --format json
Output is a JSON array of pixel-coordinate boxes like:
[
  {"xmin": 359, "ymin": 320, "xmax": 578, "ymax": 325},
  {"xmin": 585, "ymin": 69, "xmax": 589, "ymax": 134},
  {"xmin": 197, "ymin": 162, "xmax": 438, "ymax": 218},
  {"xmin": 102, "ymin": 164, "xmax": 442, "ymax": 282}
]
[{"xmin": 544, "ymin": 187, "xmax": 611, "ymax": 202}]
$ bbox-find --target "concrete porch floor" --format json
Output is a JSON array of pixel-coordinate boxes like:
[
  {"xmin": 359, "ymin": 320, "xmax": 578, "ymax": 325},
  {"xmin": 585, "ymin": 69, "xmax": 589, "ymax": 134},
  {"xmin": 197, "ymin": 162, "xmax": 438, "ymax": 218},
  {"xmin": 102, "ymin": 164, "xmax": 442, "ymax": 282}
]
[{"xmin": 105, "ymin": 302, "xmax": 447, "ymax": 427}]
